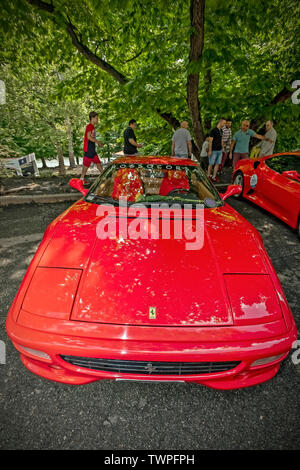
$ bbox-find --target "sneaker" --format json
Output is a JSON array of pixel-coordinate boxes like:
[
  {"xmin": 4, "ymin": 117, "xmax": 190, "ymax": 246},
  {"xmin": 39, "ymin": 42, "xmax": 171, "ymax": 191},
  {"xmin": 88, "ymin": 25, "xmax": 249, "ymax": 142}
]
[{"xmin": 212, "ymin": 176, "xmax": 219, "ymax": 183}]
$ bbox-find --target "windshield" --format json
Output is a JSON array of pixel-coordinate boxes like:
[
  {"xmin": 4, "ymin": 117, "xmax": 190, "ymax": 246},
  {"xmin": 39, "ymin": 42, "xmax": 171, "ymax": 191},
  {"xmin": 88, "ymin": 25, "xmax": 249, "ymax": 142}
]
[
  {"xmin": 85, "ymin": 162, "xmax": 223, "ymax": 208},
  {"xmin": 265, "ymin": 154, "xmax": 300, "ymax": 175}
]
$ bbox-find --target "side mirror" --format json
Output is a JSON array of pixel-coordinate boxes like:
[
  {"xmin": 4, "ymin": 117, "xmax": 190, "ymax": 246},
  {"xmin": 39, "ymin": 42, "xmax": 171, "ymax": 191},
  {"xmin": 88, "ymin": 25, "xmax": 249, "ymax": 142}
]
[
  {"xmin": 69, "ymin": 178, "xmax": 89, "ymax": 196},
  {"xmin": 282, "ymin": 170, "xmax": 300, "ymax": 182},
  {"xmin": 221, "ymin": 184, "xmax": 242, "ymax": 201},
  {"xmin": 253, "ymin": 160, "xmax": 261, "ymax": 170}
]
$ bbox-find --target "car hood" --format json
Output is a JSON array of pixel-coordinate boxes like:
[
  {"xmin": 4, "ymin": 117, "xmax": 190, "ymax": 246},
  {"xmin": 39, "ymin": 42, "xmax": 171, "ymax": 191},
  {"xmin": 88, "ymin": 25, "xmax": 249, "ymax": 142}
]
[{"xmin": 39, "ymin": 202, "xmax": 268, "ymax": 326}]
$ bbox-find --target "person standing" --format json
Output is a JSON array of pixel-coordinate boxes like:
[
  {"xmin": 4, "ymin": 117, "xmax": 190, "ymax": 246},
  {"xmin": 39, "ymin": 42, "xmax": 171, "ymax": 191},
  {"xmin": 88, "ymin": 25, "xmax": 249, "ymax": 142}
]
[
  {"xmin": 80, "ymin": 111, "xmax": 104, "ymax": 183},
  {"xmin": 256, "ymin": 120, "xmax": 277, "ymax": 156},
  {"xmin": 207, "ymin": 118, "xmax": 226, "ymax": 181},
  {"xmin": 171, "ymin": 121, "xmax": 192, "ymax": 159},
  {"xmin": 229, "ymin": 120, "xmax": 266, "ymax": 168},
  {"xmin": 123, "ymin": 119, "xmax": 143, "ymax": 155},
  {"xmin": 219, "ymin": 118, "xmax": 232, "ymax": 173}
]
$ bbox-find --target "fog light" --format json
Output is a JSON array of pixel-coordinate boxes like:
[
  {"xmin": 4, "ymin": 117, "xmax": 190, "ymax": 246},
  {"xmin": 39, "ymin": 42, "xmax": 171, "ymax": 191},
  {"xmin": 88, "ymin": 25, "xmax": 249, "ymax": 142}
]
[
  {"xmin": 251, "ymin": 354, "xmax": 285, "ymax": 367},
  {"xmin": 49, "ymin": 365, "xmax": 62, "ymax": 370},
  {"xmin": 18, "ymin": 345, "xmax": 51, "ymax": 361}
]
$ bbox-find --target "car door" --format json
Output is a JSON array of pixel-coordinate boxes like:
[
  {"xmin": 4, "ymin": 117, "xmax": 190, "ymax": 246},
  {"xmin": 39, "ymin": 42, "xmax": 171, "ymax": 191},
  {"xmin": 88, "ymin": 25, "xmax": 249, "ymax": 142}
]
[
  {"xmin": 251, "ymin": 158, "xmax": 275, "ymax": 204},
  {"xmin": 255, "ymin": 154, "xmax": 300, "ymax": 224}
]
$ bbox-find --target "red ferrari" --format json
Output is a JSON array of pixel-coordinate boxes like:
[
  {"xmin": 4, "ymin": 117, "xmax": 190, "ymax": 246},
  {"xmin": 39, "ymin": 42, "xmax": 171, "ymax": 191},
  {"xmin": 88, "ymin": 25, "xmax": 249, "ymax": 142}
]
[
  {"xmin": 232, "ymin": 152, "xmax": 300, "ymax": 236},
  {"xmin": 6, "ymin": 156, "xmax": 297, "ymax": 389}
]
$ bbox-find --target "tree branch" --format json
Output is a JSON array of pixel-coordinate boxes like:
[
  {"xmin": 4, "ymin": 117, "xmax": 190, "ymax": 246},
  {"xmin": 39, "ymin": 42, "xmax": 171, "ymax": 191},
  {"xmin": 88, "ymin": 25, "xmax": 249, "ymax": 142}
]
[
  {"xmin": 26, "ymin": 0, "xmax": 128, "ymax": 85},
  {"xmin": 26, "ymin": 0, "xmax": 185, "ymax": 133},
  {"xmin": 123, "ymin": 42, "xmax": 150, "ymax": 64},
  {"xmin": 270, "ymin": 87, "xmax": 293, "ymax": 104},
  {"xmin": 157, "ymin": 110, "xmax": 180, "ymax": 130},
  {"xmin": 65, "ymin": 22, "xmax": 128, "ymax": 85},
  {"xmin": 250, "ymin": 77, "xmax": 300, "ymax": 130},
  {"xmin": 26, "ymin": 0, "xmax": 54, "ymax": 13}
]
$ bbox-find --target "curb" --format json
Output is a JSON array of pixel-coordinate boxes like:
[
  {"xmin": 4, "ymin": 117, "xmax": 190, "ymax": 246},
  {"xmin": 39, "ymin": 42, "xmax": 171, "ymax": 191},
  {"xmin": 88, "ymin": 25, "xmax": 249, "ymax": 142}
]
[
  {"xmin": 0, "ymin": 193, "xmax": 81, "ymax": 206},
  {"xmin": 0, "ymin": 183, "xmax": 230, "ymax": 206}
]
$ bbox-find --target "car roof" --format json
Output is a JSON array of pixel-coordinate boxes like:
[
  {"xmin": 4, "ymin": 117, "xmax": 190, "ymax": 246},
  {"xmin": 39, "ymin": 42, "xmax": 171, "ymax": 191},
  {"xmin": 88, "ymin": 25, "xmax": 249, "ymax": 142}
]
[{"xmin": 113, "ymin": 155, "xmax": 199, "ymax": 166}]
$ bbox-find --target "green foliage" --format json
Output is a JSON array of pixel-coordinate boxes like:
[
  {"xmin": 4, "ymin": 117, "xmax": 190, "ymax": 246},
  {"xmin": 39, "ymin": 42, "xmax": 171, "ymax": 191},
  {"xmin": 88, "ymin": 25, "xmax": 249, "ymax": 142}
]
[{"xmin": 0, "ymin": 0, "xmax": 299, "ymax": 160}]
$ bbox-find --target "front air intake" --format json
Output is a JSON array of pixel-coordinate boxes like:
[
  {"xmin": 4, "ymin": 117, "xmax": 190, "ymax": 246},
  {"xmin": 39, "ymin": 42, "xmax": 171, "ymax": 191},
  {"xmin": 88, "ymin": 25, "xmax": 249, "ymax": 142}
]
[{"xmin": 60, "ymin": 356, "xmax": 240, "ymax": 375}]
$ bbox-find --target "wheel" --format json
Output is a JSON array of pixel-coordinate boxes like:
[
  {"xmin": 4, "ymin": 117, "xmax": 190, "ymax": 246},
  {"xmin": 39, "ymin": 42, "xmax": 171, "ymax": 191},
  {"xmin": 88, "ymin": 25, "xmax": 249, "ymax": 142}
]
[
  {"xmin": 232, "ymin": 171, "xmax": 244, "ymax": 199},
  {"xmin": 297, "ymin": 215, "xmax": 300, "ymax": 240}
]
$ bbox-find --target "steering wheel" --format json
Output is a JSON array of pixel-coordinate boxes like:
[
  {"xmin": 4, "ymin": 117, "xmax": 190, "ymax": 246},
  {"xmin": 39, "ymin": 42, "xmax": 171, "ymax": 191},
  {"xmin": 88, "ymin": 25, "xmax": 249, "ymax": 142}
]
[{"xmin": 166, "ymin": 188, "xmax": 190, "ymax": 196}]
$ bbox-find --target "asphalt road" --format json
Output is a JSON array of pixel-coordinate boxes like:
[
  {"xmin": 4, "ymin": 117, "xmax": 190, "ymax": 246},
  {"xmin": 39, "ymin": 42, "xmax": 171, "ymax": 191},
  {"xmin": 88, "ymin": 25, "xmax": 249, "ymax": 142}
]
[{"xmin": 0, "ymin": 199, "xmax": 299, "ymax": 450}]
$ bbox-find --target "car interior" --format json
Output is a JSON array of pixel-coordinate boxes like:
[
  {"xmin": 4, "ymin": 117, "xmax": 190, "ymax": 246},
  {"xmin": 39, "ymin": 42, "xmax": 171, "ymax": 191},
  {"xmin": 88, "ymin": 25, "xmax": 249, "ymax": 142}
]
[{"xmin": 93, "ymin": 165, "xmax": 218, "ymax": 202}]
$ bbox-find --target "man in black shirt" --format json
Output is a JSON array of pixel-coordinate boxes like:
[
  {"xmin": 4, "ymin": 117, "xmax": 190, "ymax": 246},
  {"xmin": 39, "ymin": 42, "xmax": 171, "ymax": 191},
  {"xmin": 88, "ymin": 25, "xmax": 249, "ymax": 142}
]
[{"xmin": 123, "ymin": 119, "xmax": 143, "ymax": 155}]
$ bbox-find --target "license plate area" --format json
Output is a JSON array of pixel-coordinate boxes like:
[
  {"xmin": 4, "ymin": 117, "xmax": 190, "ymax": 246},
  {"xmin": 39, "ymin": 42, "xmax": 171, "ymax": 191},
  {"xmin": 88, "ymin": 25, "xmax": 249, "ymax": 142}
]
[{"xmin": 115, "ymin": 379, "xmax": 185, "ymax": 383}]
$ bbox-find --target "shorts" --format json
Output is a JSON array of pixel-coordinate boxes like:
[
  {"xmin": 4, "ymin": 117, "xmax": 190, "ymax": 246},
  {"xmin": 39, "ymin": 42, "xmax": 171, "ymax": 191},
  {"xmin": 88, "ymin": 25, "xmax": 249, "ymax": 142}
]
[
  {"xmin": 83, "ymin": 154, "xmax": 101, "ymax": 168},
  {"xmin": 209, "ymin": 150, "xmax": 222, "ymax": 166}
]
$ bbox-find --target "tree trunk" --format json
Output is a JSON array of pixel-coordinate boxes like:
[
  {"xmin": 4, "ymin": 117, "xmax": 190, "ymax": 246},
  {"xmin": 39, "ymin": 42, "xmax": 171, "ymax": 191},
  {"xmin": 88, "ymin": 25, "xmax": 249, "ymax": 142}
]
[
  {"xmin": 66, "ymin": 116, "xmax": 76, "ymax": 168},
  {"xmin": 56, "ymin": 142, "xmax": 66, "ymax": 176},
  {"xmin": 40, "ymin": 157, "xmax": 48, "ymax": 169},
  {"xmin": 204, "ymin": 67, "xmax": 212, "ymax": 130},
  {"xmin": 187, "ymin": 0, "xmax": 206, "ymax": 161}
]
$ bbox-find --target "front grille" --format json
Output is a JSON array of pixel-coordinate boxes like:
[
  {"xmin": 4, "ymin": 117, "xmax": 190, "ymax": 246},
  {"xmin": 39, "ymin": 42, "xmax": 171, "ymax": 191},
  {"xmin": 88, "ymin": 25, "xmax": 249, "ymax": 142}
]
[{"xmin": 60, "ymin": 356, "xmax": 240, "ymax": 375}]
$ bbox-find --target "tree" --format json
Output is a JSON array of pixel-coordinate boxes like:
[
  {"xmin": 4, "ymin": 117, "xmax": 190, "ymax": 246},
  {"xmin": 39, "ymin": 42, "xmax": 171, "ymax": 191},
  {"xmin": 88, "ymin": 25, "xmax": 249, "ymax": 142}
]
[
  {"xmin": 0, "ymin": 64, "xmax": 90, "ymax": 172},
  {"xmin": 0, "ymin": 0, "xmax": 299, "ymax": 157}
]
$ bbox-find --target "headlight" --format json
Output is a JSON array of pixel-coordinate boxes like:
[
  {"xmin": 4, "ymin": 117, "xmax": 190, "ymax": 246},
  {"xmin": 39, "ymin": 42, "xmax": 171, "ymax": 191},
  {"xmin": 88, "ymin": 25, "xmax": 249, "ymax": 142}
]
[
  {"xmin": 21, "ymin": 267, "xmax": 82, "ymax": 320},
  {"xmin": 251, "ymin": 354, "xmax": 286, "ymax": 367},
  {"xmin": 224, "ymin": 274, "xmax": 283, "ymax": 325},
  {"xmin": 14, "ymin": 344, "xmax": 51, "ymax": 361}
]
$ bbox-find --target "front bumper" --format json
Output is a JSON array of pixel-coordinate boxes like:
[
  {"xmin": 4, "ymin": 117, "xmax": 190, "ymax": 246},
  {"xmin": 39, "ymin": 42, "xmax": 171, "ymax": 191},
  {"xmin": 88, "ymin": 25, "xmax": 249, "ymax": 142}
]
[{"xmin": 6, "ymin": 309, "xmax": 297, "ymax": 390}]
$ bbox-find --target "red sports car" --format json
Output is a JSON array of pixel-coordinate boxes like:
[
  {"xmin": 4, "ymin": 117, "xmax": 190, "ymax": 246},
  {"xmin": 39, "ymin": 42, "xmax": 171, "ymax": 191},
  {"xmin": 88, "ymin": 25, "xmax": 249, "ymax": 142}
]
[
  {"xmin": 6, "ymin": 156, "xmax": 297, "ymax": 389},
  {"xmin": 232, "ymin": 152, "xmax": 300, "ymax": 236}
]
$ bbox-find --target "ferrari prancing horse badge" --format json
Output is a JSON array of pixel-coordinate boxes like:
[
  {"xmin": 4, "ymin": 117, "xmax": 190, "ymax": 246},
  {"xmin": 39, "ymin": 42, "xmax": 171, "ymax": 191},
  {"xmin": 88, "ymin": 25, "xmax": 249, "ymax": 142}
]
[{"xmin": 149, "ymin": 307, "xmax": 156, "ymax": 319}]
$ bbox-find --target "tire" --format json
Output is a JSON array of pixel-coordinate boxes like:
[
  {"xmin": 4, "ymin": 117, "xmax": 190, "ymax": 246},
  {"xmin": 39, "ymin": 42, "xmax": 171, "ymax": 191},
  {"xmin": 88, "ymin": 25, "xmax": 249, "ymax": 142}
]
[
  {"xmin": 232, "ymin": 171, "xmax": 244, "ymax": 199},
  {"xmin": 297, "ymin": 215, "xmax": 300, "ymax": 240}
]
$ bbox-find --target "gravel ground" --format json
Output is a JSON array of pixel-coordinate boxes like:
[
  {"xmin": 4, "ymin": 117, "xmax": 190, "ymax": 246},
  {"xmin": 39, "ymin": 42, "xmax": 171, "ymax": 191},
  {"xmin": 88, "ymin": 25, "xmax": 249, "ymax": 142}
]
[
  {"xmin": 0, "ymin": 175, "xmax": 93, "ymax": 196},
  {"xmin": 0, "ymin": 198, "xmax": 299, "ymax": 450}
]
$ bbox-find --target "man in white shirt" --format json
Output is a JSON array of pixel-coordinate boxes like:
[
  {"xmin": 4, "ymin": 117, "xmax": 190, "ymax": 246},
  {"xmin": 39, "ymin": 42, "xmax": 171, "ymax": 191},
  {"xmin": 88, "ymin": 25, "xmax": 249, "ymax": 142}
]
[
  {"xmin": 257, "ymin": 121, "xmax": 277, "ymax": 156},
  {"xmin": 171, "ymin": 121, "xmax": 192, "ymax": 158}
]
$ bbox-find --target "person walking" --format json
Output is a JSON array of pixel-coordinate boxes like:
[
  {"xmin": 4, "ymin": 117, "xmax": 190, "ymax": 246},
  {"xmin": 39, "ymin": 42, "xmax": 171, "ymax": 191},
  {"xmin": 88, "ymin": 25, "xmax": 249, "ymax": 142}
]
[
  {"xmin": 207, "ymin": 118, "xmax": 226, "ymax": 182},
  {"xmin": 229, "ymin": 120, "xmax": 266, "ymax": 168},
  {"xmin": 80, "ymin": 111, "xmax": 104, "ymax": 183},
  {"xmin": 123, "ymin": 119, "xmax": 143, "ymax": 155},
  {"xmin": 171, "ymin": 121, "xmax": 192, "ymax": 159}
]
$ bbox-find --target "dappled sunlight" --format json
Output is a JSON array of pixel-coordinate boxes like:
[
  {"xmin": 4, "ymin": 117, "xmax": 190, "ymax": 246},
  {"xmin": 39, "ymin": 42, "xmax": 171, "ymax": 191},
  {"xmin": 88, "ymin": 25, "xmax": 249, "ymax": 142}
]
[
  {"xmin": 0, "ymin": 258, "xmax": 12, "ymax": 267},
  {"xmin": 9, "ymin": 269, "xmax": 26, "ymax": 280}
]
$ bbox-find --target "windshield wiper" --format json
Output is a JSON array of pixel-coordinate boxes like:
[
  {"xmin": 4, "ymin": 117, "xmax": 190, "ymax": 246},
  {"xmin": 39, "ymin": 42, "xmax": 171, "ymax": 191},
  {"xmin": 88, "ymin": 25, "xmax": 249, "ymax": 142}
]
[{"xmin": 86, "ymin": 194, "xmax": 119, "ymax": 205}]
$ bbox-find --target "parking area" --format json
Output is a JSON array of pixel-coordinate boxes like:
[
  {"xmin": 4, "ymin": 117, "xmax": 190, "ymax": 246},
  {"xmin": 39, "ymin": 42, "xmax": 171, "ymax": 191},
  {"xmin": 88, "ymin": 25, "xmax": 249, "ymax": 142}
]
[{"xmin": 0, "ymin": 198, "xmax": 299, "ymax": 450}]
